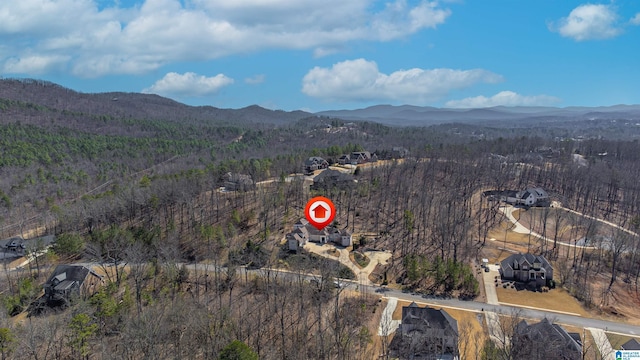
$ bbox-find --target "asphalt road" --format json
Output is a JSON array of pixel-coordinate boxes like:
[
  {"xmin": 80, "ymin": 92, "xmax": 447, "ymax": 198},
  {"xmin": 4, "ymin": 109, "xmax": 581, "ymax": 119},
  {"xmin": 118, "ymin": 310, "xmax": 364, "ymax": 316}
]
[
  {"xmin": 230, "ymin": 265, "xmax": 640, "ymax": 336},
  {"xmin": 72, "ymin": 262, "xmax": 640, "ymax": 337},
  {"xmin": 369, "ymin": 286, "xmax": 640, "ymax": 337}
]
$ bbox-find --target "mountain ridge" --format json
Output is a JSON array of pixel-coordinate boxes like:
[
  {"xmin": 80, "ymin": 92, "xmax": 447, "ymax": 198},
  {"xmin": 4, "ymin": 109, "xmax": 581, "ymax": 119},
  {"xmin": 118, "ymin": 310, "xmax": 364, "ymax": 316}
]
[{"xmin": 2, "ymin": 78, "xmax": 639, "ymax": 128}]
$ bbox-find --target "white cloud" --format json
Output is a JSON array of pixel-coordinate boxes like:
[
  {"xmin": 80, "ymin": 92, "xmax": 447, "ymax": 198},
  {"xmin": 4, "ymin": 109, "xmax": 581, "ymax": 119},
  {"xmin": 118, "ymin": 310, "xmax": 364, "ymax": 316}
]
[
  {"xmin": 551, "ymin": 4, "xmax": 622, "ymax": 41},
  {"xmin": 2, "ymin": 55, "xmax": 70, "ymax": 74},
  {"xmin": 0, "ymin": 0, "xmax": 452, "ymax": 77},
  {"xmin": 245, "ymin": 74, "xmax": 265, "ymax": 84},
  {"xmin": 143, "ymin": 72, "xmax": 234, "ymax": 97},
  {"xmin": 445, "ymin": 91, "xmax": 561, "ymax": 108},
  {"xmin": 631, "ymin": 13, "xmax": 640, "ymax": 25},
  {"xmin": 371, "ymin": 0, "xmax": 451, "ymax": 40},
  {"xmin": 301, "ymin": 58, "xmax": 502, "ymax": 104}
]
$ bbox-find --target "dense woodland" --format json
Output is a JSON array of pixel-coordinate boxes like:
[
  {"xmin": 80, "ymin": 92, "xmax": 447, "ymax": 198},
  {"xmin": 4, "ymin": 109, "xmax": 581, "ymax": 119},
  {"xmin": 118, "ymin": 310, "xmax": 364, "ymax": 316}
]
[{"xmin": 0, "ymin": 79, "xmax": 640, "ymax": 359}]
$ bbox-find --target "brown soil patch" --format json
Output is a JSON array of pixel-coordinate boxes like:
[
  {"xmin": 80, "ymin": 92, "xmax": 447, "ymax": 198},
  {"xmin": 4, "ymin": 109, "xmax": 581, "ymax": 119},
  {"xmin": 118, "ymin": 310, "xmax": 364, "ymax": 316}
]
[
  {"xmin": 584, "ymin": 331, "xmax": 603, "ymax": 359},
  {"xmin": 487, "ymin": 221, "xmax": 540, "ymax": 252},
  {"xmin": 446, "ymin": 308, "xmax": 487, "ymax": 359},
  {"xmin": 327, "ymin": 248, "xmax": 340, "ymax": 257},
  {"xmin": 496, "ymin": 286, "xmax": 589, "ymax": 316},
  {"xmin": 584, "ymin": 272, "xmax": 640, "ymax": 326},
  {"xmin": 392, "ymin": 300, "xmax": 408, "ymax": 320}
]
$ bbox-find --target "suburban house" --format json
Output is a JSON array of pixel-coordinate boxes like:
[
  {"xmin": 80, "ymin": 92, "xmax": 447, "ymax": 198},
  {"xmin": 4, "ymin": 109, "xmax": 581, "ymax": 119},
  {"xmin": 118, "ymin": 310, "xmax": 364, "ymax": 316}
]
[
  {"xmin": 3, "ymin": 236, "xmax": 25, "ymax": 254},
  {"xmin": 511, "ymin": 318, "xmax": 582, "ymax": 360},
  {"xmin": 389, "ymin": 302, "xmax": 459, "ymax": 360},
  {"xmin": 518, "ymin": 188, "xmax": 550, "ymax": 207},
  {"xmin": 286, "ymin": 220, "xmax": 309, "ymax": 252},
  {"xmin": 506, "ymin": 187, "xmax": 550, "ymax": 207},
  {"xmin": 350, "ymin": 151, "xmax": 378, "ymax": 165},
  {"xmin": 483, "ymin": 187, "xmax": 550, "ymax": 207},
  {"xmin": 500, "ymin": 253, "xmax": 553, "ymax": 287},
  {"xmin": 43, "ymin": 265, "xmax": 104, "ymax": 306},
  {"xmin": 286, "ymin": 218, "xmax": 352, "ymax": 251},
  {"xmin": 304, "ymin": 157, "xmax": 329, "ymax": 173},
  {"xmin": 338, "ymin": 154, "xmax": 351, "ymax": 165},
  {"xmin": 310, "ymin": 169, "xmax": 355, "ymax": 191},
  {"xmin": 223, "ymin": 172, "xmax": 255, "ymax": 192},
  {"xmin": 1, "ymin": 235, "xmax": 56, "ymax": 258}
]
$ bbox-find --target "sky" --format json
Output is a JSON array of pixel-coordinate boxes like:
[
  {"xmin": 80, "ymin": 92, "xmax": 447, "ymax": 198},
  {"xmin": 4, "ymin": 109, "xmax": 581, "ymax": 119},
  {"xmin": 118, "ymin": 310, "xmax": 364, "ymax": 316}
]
[{"xmin": 1, "ymin": 0, "xmax": 639, "ymax": 112}]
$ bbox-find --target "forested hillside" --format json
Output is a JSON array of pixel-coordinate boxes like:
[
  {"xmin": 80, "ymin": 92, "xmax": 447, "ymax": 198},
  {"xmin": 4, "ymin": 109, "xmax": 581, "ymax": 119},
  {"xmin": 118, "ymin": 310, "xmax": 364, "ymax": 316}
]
[{"xmin": 1, "ymin": 79, "xmax": 640, "ymax": 359}]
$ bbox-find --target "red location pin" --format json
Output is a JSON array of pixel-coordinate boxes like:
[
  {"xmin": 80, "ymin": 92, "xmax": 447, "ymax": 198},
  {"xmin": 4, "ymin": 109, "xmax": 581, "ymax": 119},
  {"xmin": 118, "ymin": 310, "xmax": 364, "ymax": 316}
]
[{"xmin": 304, "ymin": 196, "xmax": 336, "ymax": 230}]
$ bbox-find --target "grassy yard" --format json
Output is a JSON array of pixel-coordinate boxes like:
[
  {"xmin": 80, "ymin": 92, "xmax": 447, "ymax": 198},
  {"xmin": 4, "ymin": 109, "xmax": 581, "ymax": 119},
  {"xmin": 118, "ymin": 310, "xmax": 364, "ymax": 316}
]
[
  {"xmin": 558, "ymin": 325, "xmax": 601, "ymax": 360},
  {"xmin": 351, "ymin": 251, "xmax": 370, "ymax": 268},
  {"xmin": 495, "ymin": 285, "xmax": 589, "ymax": 316},
  {"xmin": 607, "ymin": 332, "xmax": 640, "ymax": 350}
]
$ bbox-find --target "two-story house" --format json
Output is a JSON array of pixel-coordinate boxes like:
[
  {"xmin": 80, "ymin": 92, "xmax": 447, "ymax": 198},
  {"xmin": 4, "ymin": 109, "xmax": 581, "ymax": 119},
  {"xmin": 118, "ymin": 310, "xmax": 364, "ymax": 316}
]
[
  {"xmin": 390, "ymin": 302, "xmax": 459, "ymax": 359},
  {"xmin": 286, "ymin": 218, "xmax": 352, "ymax": 252},
  {"xmin": 304, "ymin": 157, "xmax": 329, "ymax": 173},
  {"xmin": 500, "ymin": 253, "xmax": 553, "ymax": 287},
  {"xmin": 512, "ymin": 318, "xmax": 582, "ymax": 360}
]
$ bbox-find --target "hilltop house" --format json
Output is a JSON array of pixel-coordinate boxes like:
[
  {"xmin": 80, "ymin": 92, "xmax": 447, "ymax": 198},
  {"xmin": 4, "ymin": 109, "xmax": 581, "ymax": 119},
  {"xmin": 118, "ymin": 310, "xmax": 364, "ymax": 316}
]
[
  {"xmin": 500, "ymin": 253, "xmax": 553, "ymax": 287},
  {"xmin": 350, "ymin": 151, "xmax": 378, "ymax": 165},
  {"xmin": 43, "ymin": 265, "xmax": 104, "ymax": 306},
  {"xmin": 223, "ymin": 172, "xmax": 255, "ymax": 192},
  {"xmin": 512, "ymin": 318, "xmax": 582, "ymax": 360},
  {"xmin": 483, "ymin": 187, "xmax": 550, "ymax": 207},
  {"xmin": 286, "ymin": 218, "xmax": 352, "ymax": 252},
  {"xmin": 504, "ymin": 187, "xmax": 550, "ymax": 207},
  {"xmin": 389, "ymin": 302, "xmax": 459, "ymax": 360},
  {"xmin": 304, "ymin": 157, "xmax": 329, "ymax": 173},
  {"xmin": 338, "ymin": 154, "xmax": 351, "ymax": 165},
  {"xmin": 310, "ymin": 169, "xmax": 355, "ymax": 191},
  {"xmin": 517, "ymin": 188, "xmax": 550, "ymax": 207}
]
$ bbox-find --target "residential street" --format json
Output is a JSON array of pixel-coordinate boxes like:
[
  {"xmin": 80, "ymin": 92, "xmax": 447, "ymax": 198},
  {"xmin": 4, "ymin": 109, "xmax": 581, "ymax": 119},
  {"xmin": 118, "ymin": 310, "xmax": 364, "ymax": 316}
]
[
  {"xmin": 181, "ymin": 262, "xmax": 640, "ymax": 338},
  {"xmin": 371, "ymin": 286, "xmax": 640, "ymax": 337}
]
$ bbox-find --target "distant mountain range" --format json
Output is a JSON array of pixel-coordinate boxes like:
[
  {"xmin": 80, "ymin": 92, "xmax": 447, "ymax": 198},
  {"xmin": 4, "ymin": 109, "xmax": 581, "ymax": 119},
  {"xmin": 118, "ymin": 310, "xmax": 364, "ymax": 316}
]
[
  {"xmin": 0, "ymin": 78, "xmax": 310, "ymax": 127},
  {"xmin": 316, "ymin": 104, "xmax": 640, "ymax": 127},
  {"xmin": 1, "ymin": 78, "xmax": 639, "ymax": 127}
]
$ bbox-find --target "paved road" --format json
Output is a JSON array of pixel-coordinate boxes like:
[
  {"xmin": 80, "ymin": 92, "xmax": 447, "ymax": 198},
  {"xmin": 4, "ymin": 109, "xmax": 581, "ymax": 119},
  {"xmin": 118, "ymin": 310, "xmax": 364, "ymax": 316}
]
[
  {"xmin": 215, "ymin": 264, "xmax": 640, "ymax": 337},
  {"xmin": 373, "ymin": 286, "xmax": 640, "ymax": 337},
  {"xmin": 500, "ymin": 205, "xmax": 597, "ymax": 249},
  {"xmin": 74, "ymin": 262, "xmax": 640, "ymax": 337}
]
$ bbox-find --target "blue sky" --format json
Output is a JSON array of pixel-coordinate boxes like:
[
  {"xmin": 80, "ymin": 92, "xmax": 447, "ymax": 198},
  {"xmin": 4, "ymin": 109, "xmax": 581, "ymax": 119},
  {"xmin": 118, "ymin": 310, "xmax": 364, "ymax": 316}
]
[{"xmin": 1, "ymin": 0, "xmax": 639, "ymax": 112}]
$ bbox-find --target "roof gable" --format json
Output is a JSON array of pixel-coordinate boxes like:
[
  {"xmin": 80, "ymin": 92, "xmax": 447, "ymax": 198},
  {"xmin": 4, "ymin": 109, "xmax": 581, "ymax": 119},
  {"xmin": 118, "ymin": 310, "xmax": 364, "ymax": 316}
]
[
  {"xmin": 502, "ymin": 253, "xmax": 551, "ymax": 270},
  {"xmin": 401, "ymin": 305, "xmax": 458, "ymax": 334},
  {"xmin": 622, "ymin": 338, "xmax": 640, "ymax": 350},
  {"xmin": 515, "ymin": 318, "xmax": 581, "ymax": 353},
  {"xmin": 45, "ymin": 265, "xmax": 102, "ymax": 286}
]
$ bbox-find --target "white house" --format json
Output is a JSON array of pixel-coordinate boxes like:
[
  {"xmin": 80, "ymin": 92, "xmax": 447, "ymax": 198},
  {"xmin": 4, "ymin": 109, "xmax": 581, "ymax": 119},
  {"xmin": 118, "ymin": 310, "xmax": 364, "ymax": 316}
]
[
  {"xmin": 517, "ymin": 188, "xmax": 550, "ymax": 207},
  {"xmin": 285, "ymin": 219, "xmax": 352, "ymax": 251}
]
